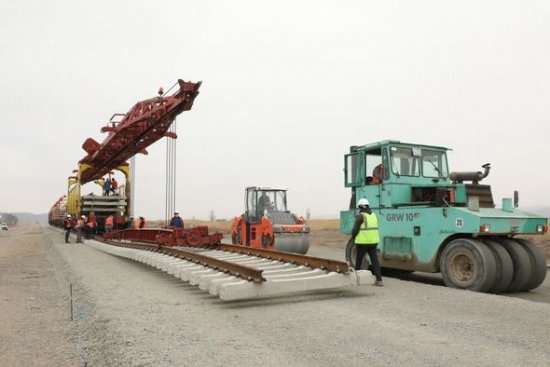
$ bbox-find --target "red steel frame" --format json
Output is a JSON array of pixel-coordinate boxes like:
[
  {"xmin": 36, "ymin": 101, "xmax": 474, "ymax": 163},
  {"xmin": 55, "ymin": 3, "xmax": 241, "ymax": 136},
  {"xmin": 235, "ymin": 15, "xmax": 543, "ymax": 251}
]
[
  {"xmin": 79, "ymin": 79, "xmax": 201, "ymax": 184},
  {"xmin": 104, "ymin": 226, "xmax": 223, "ymax": 247}
]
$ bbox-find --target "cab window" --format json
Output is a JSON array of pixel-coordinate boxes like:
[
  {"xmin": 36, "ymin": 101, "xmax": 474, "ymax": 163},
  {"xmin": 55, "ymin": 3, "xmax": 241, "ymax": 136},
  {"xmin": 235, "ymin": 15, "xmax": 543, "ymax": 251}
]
[
  {"xmin": 422, "ymin": 150, "xmax": 449, "ymax": 178},
  {"xmin": 390, "ymin": 147, "xmax": 420, "ymax": 176},
  {"xmin": 345, "ymin": 153, "xmax": 361, "ymax": 186},
  {"xmin": 365, "ymin": 152, "xmax": 384, "ymax": 183}
]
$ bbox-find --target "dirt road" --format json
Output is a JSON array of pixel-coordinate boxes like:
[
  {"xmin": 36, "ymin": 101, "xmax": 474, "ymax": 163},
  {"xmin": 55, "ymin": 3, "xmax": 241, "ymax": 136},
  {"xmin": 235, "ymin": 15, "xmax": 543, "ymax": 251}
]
[
  {"xmin": 2, "ymin": 224, "xmax": 550, "ymax": 366},
  {"xmin": 0, "ymin": 225, "xmax": 80, "ymax": 366}
]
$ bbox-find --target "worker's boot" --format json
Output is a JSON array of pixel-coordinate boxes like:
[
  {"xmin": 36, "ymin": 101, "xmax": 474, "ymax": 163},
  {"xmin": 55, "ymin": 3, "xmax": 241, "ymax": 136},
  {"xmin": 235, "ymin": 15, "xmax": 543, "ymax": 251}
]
[{"xmin": 374, "ymin": 280, "xmax": 384, "ymax": 287}]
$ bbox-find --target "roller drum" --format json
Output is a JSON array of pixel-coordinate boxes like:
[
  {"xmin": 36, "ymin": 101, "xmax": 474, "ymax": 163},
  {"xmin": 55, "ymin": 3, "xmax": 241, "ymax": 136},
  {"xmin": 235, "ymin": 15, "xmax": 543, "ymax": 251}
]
[{"xmin": 274, "ymin": 233, "xmax": 310, "ymax": 254}]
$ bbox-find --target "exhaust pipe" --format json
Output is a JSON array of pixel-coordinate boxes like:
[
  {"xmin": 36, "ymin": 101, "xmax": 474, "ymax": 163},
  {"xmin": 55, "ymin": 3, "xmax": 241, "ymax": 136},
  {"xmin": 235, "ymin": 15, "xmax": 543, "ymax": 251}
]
[{"xmin": 450, "ymin": 163, "xmax": 491, "ymax": 184}]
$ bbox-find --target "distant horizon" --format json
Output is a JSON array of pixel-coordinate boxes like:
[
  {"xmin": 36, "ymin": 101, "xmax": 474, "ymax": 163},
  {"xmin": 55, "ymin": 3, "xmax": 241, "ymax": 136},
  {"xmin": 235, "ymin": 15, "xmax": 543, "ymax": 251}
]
[
  {"xmin": 6, "ymin": 204, "xmax": 550, "ymax": 224},
  {"xmin": 4, "ymin": 212, "xmax": 342, "ymax": 223}
]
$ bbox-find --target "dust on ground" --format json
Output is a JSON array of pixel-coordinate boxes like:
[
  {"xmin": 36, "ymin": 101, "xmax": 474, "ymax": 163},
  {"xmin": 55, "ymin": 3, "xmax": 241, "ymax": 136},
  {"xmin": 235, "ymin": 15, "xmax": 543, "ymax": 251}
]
[{"xmin": 4, "ymin": 223, "xmax": 550, "ymax": 367}]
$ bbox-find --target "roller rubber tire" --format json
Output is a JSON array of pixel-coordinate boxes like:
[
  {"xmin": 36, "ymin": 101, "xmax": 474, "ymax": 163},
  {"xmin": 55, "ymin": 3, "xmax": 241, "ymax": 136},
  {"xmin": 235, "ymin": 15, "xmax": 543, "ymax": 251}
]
[
  {"xmin": 515, "ymin": 239, "xmax": 547, "ymax": 291},
  {"xmin": 440, "ymin": 238, "xmax": 497, "ymax": 292},
  {"xmin": 493, "ymin": 238, "xmax": 532, "ymax": 293},
  {"xmin": 483, "ymin": 239, "xmax": 514, "ymax": 293}
]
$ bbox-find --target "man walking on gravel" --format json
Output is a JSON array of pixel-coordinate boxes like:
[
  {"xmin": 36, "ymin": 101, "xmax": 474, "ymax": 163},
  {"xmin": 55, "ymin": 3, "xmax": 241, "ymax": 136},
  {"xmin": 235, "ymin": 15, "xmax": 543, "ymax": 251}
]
[
  {"xmin": 63, "ymin": 214, "xmax": 73, "ymax": 243},
  {"xmin": 75, "ymin": 216, "xmax": 85, "ymax": 243},
  {"xmin": 350, "ymin": 198, "xmax": 383, "ymax": 286}
]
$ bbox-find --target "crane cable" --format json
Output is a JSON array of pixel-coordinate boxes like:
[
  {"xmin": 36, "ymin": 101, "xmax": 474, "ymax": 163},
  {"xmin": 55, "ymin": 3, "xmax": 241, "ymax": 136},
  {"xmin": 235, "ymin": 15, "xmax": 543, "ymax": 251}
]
[{"xmin": 165, "ymin": 120, "xmax": 177, "ymax": 226}]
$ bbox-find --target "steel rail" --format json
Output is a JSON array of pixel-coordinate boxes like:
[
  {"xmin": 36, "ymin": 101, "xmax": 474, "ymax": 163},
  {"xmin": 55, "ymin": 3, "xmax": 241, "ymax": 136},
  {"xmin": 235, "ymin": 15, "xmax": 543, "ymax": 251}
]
[
  {"xmin": 100, "ymin": 239, "xmax": 350, "ymax": 279},
  {"xmin": 217, "ymin": 243, "xmax": 351, "ymax": 274},
  {"xmin": 106, "ymin": 240, "xmax": 265, "ymax": 282}
]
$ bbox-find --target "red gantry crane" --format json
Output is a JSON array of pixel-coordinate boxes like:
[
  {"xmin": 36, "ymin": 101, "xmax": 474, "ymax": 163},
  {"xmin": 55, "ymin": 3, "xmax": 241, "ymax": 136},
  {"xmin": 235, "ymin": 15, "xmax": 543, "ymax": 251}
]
[{"xmin": 61, "ymin": 79, "xmax": 205, "ymax": 235}]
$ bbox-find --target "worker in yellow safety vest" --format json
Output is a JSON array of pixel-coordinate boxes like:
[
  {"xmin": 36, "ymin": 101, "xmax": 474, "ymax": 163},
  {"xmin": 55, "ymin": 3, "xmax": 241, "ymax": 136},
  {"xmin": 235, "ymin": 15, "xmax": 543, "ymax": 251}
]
[{"xmin": 350, "ymin": 198, "xmax": 383, "ymax": 286}]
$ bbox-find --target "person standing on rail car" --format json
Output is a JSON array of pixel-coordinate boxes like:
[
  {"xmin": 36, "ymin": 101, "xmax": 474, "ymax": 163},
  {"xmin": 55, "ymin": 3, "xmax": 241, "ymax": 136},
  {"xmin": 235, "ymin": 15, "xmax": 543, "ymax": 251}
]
[
  {"xmin": 350, "ymin": 198, "xmax": 383, "ymax": 286},
  {"xmin": 63, "ymin": 214, "xmax": 73, "ymax": 243},
  {"xmin": 110, "ymin": 177, "xmax": 118, "ymax": 195},
  {"xmin": 139, "ymin": 216, "xmax": 146, "ymax": 229},
  {"xmin": 103, "ymin": 178, "xmax": 112, "ymax": 196},
  {"xmin": 169, "ymin": 212, "xmax": 184, "ymax": 228}
]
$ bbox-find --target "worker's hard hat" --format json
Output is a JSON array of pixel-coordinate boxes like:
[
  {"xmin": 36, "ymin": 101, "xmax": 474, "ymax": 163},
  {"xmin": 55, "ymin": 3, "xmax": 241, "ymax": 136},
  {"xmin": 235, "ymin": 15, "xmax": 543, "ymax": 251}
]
[
  {"xmin": 81, "ymin": 215, "xmax": 86, "ymax": 219},
  {"xmin": 66, "ymin": 214, "xmax": 71, "ymax": 218},
  {"xmin": 357, "ymin": 198, "xmax": 370, "ymax": 208}
]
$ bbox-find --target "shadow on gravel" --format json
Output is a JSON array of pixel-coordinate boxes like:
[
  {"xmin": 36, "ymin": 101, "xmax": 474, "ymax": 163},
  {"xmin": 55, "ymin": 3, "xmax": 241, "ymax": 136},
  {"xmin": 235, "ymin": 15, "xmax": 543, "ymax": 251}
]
[
  {"xmin": 214, "ymin": 289, "xmax": 369, "ymax": 309},
  {"xmin": 383, "ymin": 270, "xmax": 446, "ymax": 287},
  {"xmin": 384, "ymin": 269, "xmax": 550, "ymax": 304}
]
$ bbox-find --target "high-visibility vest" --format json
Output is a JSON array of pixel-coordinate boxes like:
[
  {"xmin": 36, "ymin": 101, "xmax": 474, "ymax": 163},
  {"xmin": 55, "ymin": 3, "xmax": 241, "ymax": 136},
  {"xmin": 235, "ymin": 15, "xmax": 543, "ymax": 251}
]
[
  {"xmin": 354, "ymin": 212, "xmax": 379, "ymax": 245},
  {"xmin": 105, "ymin": 217, "xmax": 113, "ymax": 226}
]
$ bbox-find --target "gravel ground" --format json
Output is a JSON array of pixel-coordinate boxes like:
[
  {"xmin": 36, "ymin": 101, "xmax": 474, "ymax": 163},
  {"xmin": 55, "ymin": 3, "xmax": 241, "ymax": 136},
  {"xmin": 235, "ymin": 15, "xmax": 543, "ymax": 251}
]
[{"xmin": 2, "ymin": 224, "xmax": 550, "ymax": 366}]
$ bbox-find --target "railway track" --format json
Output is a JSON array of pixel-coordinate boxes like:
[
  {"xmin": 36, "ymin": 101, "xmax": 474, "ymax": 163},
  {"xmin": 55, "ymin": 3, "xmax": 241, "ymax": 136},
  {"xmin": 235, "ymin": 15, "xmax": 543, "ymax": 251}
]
[{"xmin": 86, "ymin": 239, "xmax": 372, "ymax": 300}]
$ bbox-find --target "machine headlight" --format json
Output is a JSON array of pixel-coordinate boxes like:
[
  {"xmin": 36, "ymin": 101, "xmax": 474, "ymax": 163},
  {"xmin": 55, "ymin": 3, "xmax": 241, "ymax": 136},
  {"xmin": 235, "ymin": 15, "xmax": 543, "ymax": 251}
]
[
  {"xmin": 479, "ymin": 224, "xmax": 490, "ymax": 233},
  {"xmin": 537, "ymin": 225, "xmax": 548, "ymax": 233}
]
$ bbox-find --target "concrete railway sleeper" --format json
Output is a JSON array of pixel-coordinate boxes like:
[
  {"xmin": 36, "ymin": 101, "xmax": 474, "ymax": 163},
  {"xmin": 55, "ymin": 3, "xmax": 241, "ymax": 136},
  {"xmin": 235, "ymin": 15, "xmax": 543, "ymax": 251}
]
[{"xmin": 86, "ymin": 239, "xmax": 373, "ymax": 300}]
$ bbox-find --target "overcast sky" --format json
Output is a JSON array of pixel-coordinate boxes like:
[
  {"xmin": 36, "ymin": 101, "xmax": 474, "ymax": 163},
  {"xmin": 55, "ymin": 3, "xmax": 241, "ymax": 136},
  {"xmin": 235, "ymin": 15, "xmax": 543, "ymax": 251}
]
[{"xmin": 1, "ymin": 1, "xmax": 549, "ymax": 220}]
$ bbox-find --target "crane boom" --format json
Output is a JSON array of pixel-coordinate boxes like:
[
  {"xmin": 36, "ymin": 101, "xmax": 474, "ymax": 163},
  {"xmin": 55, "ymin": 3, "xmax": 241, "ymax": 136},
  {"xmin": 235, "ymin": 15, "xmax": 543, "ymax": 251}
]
[{"xmin": 78, "ymin": 79, "xmax": 201, "ymax": 184}]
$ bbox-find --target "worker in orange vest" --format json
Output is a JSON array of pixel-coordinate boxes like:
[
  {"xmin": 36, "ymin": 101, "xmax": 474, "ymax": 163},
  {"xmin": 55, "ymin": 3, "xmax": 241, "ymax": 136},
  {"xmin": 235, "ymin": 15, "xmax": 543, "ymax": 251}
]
[
  {"xmin": 139, "ymin": 216, "xmax": 146, "ymax": 229},
  {"xmin": 104, "ymin": 215, "xmax": 114, "ymax": 233},
  {"xmin": 132, "ymin": 217, "xmax": 140, "ymax": 229},
  {"xmin": 76, "ymin": 215, "xmax": 85, "ymax": 243},
  {"xmin": 110, "ymin": 177, "xmax": 118, "ymax": 195},
  {"xmin": 84, "ymin": 214, "xmax": 95, "ymax": 239},
  {"xmin": 63, "ymin": 214, "xmax": 73, "ymax": 243}
]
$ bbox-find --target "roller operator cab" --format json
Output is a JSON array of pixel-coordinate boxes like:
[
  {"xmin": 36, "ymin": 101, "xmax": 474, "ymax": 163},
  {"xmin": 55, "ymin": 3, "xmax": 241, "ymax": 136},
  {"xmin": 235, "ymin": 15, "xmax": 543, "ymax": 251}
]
[
  {"xmin": 340, "ymin": 140, "xmax": 548, "ymax": 293},
  {"xmin": 231, "ymin": 187, "xmax": 310, "ymax": 254}
]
